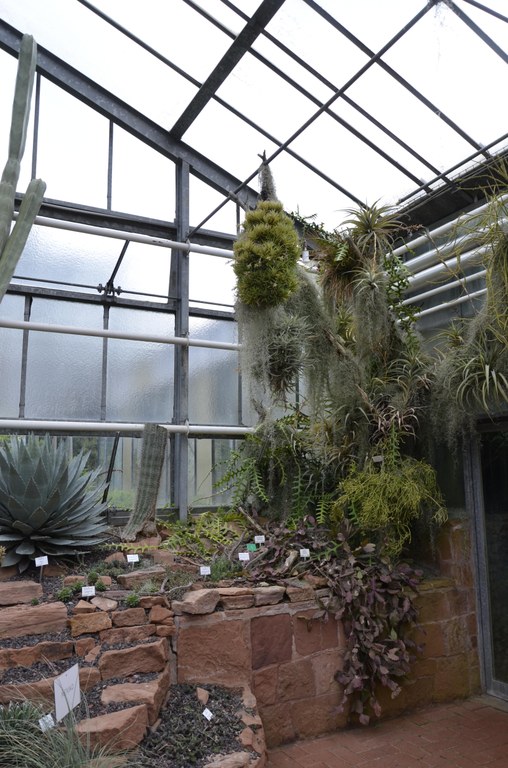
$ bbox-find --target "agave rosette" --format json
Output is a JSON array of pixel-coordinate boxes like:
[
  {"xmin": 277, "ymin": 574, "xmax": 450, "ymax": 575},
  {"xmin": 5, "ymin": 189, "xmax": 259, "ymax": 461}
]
[{"xmin": 0, "ymin": 434, "xmax": 109, "ymax": 571}]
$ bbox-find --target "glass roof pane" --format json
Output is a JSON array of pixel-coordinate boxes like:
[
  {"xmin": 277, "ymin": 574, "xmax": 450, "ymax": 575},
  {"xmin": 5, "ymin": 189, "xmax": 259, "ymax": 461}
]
[
  {"xmin": 112, "ymin": 127, "xmax": 176, "ymax": 220},
  {"xmin": 216, "ymin": 53, "xmax": 318, "ymax": 139},
  {"xmin": 112, "ymin": 242, "xmax": 171, "ymax": 303},
  {"xmin": 189, "ymin": 176, "xmax": 240, "ymax": 233},
  {"xmin": 37, "ymin": 79, "xmax": 109, "ymax": 207},
  {"xmin": 265, "ymin": 0, "xmax": 371, "ymax": 87},
  {"xmin": 383, "ymin": 5, "xmax": 508, "ymax": 150},
  {"xmin": 0, "ymin": 0, "xmax": 198, "ymax": 126}
]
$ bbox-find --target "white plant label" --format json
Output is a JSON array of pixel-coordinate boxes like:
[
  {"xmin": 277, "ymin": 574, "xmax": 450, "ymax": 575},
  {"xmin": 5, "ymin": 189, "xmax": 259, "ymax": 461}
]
[
  {"xmin": 238, "ymin": 552, "xmax": 250, "ymax": 562},
  {"xmin": 127, "ymin": 554, "xmax": 139, "ymax": 563},
  {"xmin": 54, "ymin": 663, "xmax": 81, "ymax": 722},
  {"xmin": 299, "ymin": 548, "xmax": 310, "ymax": 559},
  {"xmin": 35, "ymin": 555, "xmax": 49, "ymax": 567},
  {"xmin": 200, "ymin": 566, "xmax": 211, "ymax": 576},
  {"xmin": 81, "ymin": 585, "xmax": 95, "ymax": 597},
  {"xmin": 202, "ymin": 707, "xmax": 213, "ymax": 721},
  {"xmin": 254, "ymin": 535, "xmax": 265, "ymax": 544},
  {"xmin": 39, "ymin": 713, "xmax": 55, "ymax": 732}
]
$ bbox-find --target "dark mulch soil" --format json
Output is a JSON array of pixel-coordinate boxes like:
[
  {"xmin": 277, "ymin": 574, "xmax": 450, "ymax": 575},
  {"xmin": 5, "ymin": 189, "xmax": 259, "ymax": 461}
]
[{"xmin": 132, "ymin": 684, "xmax": 253, "ymax": 768}]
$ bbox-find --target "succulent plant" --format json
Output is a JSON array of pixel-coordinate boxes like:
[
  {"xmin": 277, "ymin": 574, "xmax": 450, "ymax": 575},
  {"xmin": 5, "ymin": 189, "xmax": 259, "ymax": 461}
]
[
  {"xmin": 0, "ymin": 434, "xmax": 109, "ymax": 572},
  {"xmin": 0, "ymin": 34, "xmax": 46, "ymax": 302}
]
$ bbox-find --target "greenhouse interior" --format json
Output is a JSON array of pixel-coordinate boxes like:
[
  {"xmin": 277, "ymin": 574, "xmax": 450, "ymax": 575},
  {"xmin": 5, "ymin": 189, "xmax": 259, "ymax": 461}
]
[{"xmin": 1, "ymin": 0, "xmax": 508, "ymax": 752}]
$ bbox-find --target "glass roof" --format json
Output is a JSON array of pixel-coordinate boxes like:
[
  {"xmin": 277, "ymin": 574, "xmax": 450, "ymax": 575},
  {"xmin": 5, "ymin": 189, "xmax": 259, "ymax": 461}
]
[{"xmin": 0, "ymin": 0, "xmax": 507, "ymax": 231}]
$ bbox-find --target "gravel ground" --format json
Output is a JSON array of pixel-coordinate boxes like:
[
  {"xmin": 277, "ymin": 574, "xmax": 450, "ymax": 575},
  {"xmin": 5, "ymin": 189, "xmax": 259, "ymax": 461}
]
[{"xmin": 131, "ymin": 684, "xmax": 253, "ymax": 768}]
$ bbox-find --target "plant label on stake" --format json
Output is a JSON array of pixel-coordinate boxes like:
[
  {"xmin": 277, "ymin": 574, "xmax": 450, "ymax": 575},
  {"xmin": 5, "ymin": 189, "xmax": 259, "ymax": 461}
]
[
  {"xmin": 202, "ymin": 707, "xmax": 213, "ymax": 721},
  {"xmin": 54, "ymin": 663, "xmax": 81, "ymax": 722},
  {"xmin": 127, "ymin": 553, "xmax": 139, "ymax": 568},
  {"xmin": 254, "ymin": 535, "xmax": 265, "ymax": 545},
  {"xmin": 38, "ymin": 713, "xmax": 55, "ymax": 732},
  {"xmin": 238, "ymin": 552, "xmax": 250, "ymax": 562},
  {"xmin": 299, "ymin": 548, "xmax": 310, "ymax": 560},
  {"xmin": 81, "ymin": 585, "xmax": 95, "ymax": 598},
  {"xmin": 35, "ymin": 555, "xmax": 48, "ymax": 583},
  {"xmin": 200, "ymin": 565, "xmax": 211, "ymax": 578}
]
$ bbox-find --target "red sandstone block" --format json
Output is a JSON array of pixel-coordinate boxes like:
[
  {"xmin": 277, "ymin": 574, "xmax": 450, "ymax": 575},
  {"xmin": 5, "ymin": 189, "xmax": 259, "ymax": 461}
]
[
  {"xmin": 253, "ymin": 666, "xmax": 278, "ymax": 707},
  {"xmin": 177, "ymin": 616, "xmax": 251, "ymax": 686},
  {"xmin": 251, "ymin": 614, "xmax": 292, "ymax": 670},
  {"xmin": 277, "ymin": 658, "xmax": 315, "ymax": 702}
]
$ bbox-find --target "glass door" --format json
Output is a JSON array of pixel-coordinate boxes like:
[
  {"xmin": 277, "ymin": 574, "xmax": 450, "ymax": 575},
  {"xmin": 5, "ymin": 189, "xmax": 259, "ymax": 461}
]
[{"xmin": 476, "ymin": 430, "xmax": 508, "ymax": 697}]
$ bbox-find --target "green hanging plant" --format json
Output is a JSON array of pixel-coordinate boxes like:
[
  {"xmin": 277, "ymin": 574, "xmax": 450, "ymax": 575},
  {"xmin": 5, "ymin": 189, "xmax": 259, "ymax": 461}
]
[{"xmin": 233, "ymin": 199, "xmax": 301, "ymax": 307}]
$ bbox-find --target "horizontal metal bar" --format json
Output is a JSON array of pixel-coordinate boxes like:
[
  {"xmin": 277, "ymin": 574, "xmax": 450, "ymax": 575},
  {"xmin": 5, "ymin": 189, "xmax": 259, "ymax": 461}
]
[
  {"xmin": 0, "ymin": 420, "xmax": 254, "ymax": 436},
  {"xmin": 403, "ymin": 269, "xmax": 487, "ymax": 305},
  {"xmin": 415, "ymin": 288, "xmax": 486, "ymax": 318},
  {"xmin": 0, "ymin": 319, "xmax": 241, "ymax": 351},
  {"xmin": 407, "ymin": 243, "xmax": 489, "ymax": 291},
  {"xmin": 23, "ymin": 213, "xmax": 235, "ymax": 258}
]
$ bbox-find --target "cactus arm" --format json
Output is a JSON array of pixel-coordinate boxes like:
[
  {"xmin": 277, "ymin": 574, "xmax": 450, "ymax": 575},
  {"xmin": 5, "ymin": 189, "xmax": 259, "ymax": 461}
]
[
  {"xmin": 0, "ymin": 177, "xmax": 46, "ymax": 302},
  {"xmin": 5, "ymin": 34, "xmax": 37, "ymax": 178},
  {"xmin": 0, "ymin": 34, "xmax": 44, "ymax": 301}
]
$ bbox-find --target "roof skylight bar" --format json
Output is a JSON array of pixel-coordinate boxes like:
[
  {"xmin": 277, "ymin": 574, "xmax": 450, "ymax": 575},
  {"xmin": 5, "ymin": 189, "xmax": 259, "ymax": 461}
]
[
  {"xmin": 304, "ymin": 0, "xmax": 489, "ymax": 160},
  {"xmin": 443, "ymin": 0, "xmax": 508, "ymax": 64}
]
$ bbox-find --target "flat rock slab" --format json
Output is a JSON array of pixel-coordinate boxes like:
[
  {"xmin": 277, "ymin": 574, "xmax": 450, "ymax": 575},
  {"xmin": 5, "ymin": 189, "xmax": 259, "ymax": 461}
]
[
  {"xmin": 101, "ymin": 668, "xmax": 170, "ymax": 725},
  {"xmin": 0, "ymin": 601, "xmax": 68, "ymax": 639},
  {"xmin": 91, "ymin": 596, "xmax": 118, "ymax": 612},
  {"xmin": 0, "ymin": 640, "xmax": 74, "ymax": 672},
  {"xmin": 69, "ymin": 611, "xmax": 112, "ymax": 637},
  {"xmin": 98, "ymin": 637, "xmax": 168, "ymax": 680},
  {"xmin": 172, "ymin": 588, "xmax": 220, "ymax": 615},
  {"xmin": 203, "ymin": 752, "xmax": 252, "ymax": 768},
  {"xmin": 0, "ymin": 581, "xmax": 43, "ymax": 606},
  {"xmin": 100, "ymin": 624, "xmax": 156, "ymax": 645},
  {"xmin": 116, "ymin": 566, "xmax": 166, "ymax": 589},
  {"xmin": 253, "ymin": 586, "xmax": 285, "ymax": 606},
  {"xmin": 76, "ymin": 703, "xmax": 148, "ymax": 751},
  {"xmin": 0, "ymin": 667, "xmax": 100, "ymax": 705}
]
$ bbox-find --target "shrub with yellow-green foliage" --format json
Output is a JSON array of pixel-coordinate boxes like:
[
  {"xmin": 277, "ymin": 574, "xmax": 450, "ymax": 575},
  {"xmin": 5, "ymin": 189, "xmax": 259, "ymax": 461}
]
[{"xmin": 233, "ymin": 200, "xmax": 300, "ymax": 308}]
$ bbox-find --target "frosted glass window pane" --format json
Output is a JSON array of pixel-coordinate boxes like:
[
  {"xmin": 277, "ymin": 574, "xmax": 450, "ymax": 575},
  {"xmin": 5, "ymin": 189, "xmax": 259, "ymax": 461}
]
[
  {"xmin": 15, "ymin": 225, "xmax": 124, "ymax": 289},
  {"xmin": 103, "ymin": 436, "xmax": 171, "ymax": 510},
  {"xmin": 25, "ymin": 302, "xmax": 103, "ymax": 420},
  {"xmin": 189, "ymin": 319, "xmax": 239, "ymax": 425},
  {"xmin": 37, "ymin": 79, "xmax": 109, "ymax": 207},
  {"xmin": 107, "ymin": 309, "xmax": 174, "ymax": 422},
  {"xmin": 112, "ymin": 128, "xmax": 176, "ymax": 220},
  {"xmin": 114, "ymin": 241, "xmax": 171, "ymax": 303},
  {"xmin": 189, "ymin": 253, "xmax": 235, "ymax": 310},
  {"xmin": 188, "ymin": 438, "xmax": 238, "ymax": 507},
  {"xmin": 0, "ymin": 296, "xmax": 23, "ymax": 418}
]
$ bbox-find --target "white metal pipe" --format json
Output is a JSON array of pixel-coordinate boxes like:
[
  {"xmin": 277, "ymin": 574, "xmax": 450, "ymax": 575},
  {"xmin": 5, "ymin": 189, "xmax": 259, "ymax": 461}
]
[
  {"xmin": 414, "ymin": 288, "xmax": 486, "ymax": 319},
  {"xmin": 0, "ymin": 319, "xmax": 241, "ymax": 351},
  {"xmin": 393, "ymin": 193, "xmax": 508, "ymax": 258},
  {"xmin": 407, "ymin": 243, "xmax": 489, "ymax": 291},
  {"xmin": 18, "ymin": 213, "xmax": 235, "ymax": 259},
  {"xmin": 403, "ymin": 269, "xmax": 487, "ymax": 306},
  {"xmin": 0, "ymin": 419, "xmax": 254, "ymax": 435}
]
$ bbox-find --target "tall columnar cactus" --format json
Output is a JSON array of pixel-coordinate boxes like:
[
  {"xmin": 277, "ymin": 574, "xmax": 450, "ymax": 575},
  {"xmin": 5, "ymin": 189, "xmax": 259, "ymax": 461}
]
[
  {"xmin": 0, "ymin": 34, "xmax": 46, "ymax": 302},
  {"xmin": 122, "ymin": 424, "xmax": 168, "ymax": 541}
]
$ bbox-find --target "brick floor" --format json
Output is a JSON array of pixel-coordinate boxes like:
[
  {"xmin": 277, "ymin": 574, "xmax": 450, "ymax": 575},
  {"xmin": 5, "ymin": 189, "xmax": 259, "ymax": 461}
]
[{"xmin": 267, "ymin": 697, "xmax": 508, "ymax": 767}]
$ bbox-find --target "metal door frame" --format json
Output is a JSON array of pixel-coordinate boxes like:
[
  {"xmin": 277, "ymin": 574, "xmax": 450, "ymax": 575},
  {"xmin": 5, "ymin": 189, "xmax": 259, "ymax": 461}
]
[{"xmin": 466, "ymin": 426, "xmax": 508, "ymax": 700}]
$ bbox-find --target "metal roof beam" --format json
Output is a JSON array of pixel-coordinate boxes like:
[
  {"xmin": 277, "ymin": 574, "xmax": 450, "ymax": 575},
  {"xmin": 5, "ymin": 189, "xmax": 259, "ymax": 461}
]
[
  {"xmin": 0, "ymin": 19, "xmax": 259, "ymax": 213},
  {"xmin": 170, "ymin": 0, "xmax": 286, "ymax": 139},
  {"xmin": 304, "ymin": 0, "xmax": 489, "ymax": 160},
  {"xmin": 443, "ymin": 0, "xmax": 508, "ymax": 64}
]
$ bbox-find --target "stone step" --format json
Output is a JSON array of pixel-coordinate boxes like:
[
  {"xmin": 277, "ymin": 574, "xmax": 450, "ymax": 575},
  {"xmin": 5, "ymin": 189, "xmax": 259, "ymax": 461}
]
[{"xmin": 101, "ymin": 668, "xmax": 170, "ymax": 725}]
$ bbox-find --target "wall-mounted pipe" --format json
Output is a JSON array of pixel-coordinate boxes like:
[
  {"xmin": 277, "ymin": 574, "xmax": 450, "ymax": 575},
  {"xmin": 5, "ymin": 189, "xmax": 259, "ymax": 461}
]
[
  {"xmin": 414, "ymin": 288, "xmax": 487, "ymax": 319},
  {"xmin": 17, "ymin": 212, "xmax": 235, "ymax": 259},
  {"xmin": 0, "ymin": 318, "xmax": 241, "ymax": 351},
  {"xmin": 0, "ymin": 419, "xmax": 254, "ymax": 435},
  {"xmin": 403, "ymin": 268, "xmax": 487, "ymax": 306}
]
